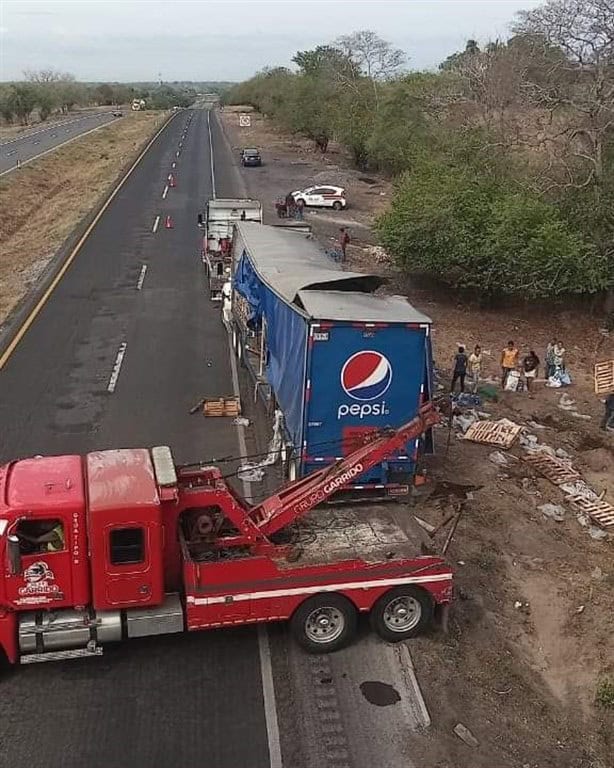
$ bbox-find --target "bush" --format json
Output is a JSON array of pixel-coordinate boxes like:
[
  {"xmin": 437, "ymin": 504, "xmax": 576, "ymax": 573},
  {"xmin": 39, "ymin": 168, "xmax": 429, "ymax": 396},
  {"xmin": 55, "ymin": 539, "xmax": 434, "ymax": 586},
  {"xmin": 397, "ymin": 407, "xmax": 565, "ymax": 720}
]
[{"xmin": 375, "ymin": 154, "xmax": 609, "ymax": 299}]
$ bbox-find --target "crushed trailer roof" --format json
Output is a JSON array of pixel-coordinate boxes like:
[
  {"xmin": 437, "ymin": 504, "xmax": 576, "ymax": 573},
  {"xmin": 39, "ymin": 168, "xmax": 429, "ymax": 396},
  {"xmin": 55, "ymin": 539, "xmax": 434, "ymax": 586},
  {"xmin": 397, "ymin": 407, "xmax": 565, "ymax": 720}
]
[
  {"xmin": 297, "ymin": 290, "xmax": 432, "ymax": 325},
  {"xmin": 235, "ymin": 221, "xmax": 384, "ymax": 306}
]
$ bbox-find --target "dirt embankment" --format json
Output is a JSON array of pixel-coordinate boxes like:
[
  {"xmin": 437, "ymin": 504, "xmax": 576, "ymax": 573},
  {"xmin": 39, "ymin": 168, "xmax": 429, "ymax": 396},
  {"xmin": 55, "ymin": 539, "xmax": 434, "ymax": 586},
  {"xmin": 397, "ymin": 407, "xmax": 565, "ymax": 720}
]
[
  {"xmin": 220, "ymin": 105, "xmax": 614, "ymax": 768},
  {"xmin": 0, "ymin": 111, "xmax": 164, "ymax": 327}
]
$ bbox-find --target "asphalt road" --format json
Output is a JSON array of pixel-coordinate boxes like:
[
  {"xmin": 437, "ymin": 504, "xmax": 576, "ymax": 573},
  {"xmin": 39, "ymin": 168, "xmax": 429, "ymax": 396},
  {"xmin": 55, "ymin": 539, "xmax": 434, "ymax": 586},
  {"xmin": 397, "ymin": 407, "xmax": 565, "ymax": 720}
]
[
  {"xmin": 0, "ymin": 111, "xmax": 119, "ymax": 175},
  {"xmin": 0, "ymin": 109, "xmax": 272, "ymax": 768}
]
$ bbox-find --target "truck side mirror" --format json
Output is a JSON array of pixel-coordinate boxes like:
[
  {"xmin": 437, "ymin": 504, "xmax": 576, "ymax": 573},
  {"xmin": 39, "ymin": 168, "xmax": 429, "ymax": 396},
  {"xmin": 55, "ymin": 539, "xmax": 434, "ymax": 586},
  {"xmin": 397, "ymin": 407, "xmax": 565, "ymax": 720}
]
[
  {"xmin": 197, "ymin": 214, "xmax": 203, "ymax": 227},
  {"xmin": 7, "ymin": 535, "xmax": 22, "ymax": 576}
]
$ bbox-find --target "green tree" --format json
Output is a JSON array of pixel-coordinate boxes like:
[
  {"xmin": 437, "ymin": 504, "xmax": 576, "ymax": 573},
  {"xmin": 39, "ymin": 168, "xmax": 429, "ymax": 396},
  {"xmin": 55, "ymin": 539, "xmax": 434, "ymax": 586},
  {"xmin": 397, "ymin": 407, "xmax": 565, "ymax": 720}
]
[
  {"xmin": 375, "ymin": 153, "xmax": 608, "ymax": 298},
  {"xmin": 8, "ymin": 84, "xmax": 37, "ymax": 125}
]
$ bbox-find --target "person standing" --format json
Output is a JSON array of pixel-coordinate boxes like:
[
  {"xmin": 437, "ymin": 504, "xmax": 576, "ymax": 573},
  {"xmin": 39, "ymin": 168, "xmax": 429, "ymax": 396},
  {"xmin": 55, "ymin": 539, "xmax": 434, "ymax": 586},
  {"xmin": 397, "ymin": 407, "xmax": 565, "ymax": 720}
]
[
  {"xmin": 451, "ymin": 346, "xmax": 468, "ymax": 393},
  {"xmin": 553, "ymin": 340, "xmax": 566, "ymax": 371},
  {"xmin": 522, "ymin": 350, "xmax": 540, "ymax": 395},
  {"xmin": 468, "ymin": 344, "xmax": 483, "ymax": 393},
  {"xmin": 600, "ymin": 392, "xmax": 614, "ymax": 431},
  {"xmin": 339, "ymin": 227, "xmax": 350, "ymax": 262},
  {"xmin": 500, "ymin": 340, "xmax": 519, "ymax": 388},
  {"xmin": 545, "ymin": 338, "xmax": 556, "ymax": 379}
]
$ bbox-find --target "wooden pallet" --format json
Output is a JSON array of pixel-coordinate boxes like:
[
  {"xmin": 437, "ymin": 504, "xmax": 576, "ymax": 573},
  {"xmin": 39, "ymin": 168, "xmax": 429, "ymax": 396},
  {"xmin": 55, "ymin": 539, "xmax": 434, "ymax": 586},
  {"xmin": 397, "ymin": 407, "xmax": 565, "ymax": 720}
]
[
  {"xmin": 522, "ymin": 452, "xmax": 580, "ymax": 485},
  {"xmin": 565, "ymin": 494, "xmax": 614, "ymax": 529},
  {"xmin": 594, "ymin": 359, "xmax": 614, "ymax": 395},
  {"xmin": 203, "ymin": 396, "xmax": 241, "ymax": 417},
  {"xmin": 463, "ymin": 419, "xmax": 522, "ymax": 449}
]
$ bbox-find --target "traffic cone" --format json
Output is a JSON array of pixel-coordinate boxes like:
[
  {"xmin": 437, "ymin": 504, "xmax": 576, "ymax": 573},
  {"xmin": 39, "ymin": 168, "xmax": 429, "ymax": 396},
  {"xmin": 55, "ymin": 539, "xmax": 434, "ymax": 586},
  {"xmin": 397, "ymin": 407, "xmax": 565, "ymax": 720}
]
[
  {"xmin": 165, "ymin": 215, "xmax": 174, "ymax": 229},
  {"xmin": 168, "ymin": 173, "xmax": 176, "ymax": 188}
]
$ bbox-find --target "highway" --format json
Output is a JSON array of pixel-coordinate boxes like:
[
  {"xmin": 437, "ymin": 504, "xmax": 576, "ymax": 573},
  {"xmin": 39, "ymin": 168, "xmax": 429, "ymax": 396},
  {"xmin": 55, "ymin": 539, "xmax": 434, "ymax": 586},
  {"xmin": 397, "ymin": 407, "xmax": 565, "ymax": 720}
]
[
  {"xmin": 0, "ymin": 108, "xmax": 430, "ymax": 768},
  {"xmin": 0, "ymin": 109, "xmax": 273, "ymax": 768},
  {"xmin": 0, "ymin": 111, "xmax": 119, "ymax": 175}
]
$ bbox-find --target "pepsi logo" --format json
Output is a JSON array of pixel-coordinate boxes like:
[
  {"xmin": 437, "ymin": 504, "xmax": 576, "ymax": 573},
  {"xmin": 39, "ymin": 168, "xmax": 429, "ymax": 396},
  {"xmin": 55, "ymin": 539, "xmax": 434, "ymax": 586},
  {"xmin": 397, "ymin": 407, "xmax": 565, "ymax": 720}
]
[{"xmin": 340, "ymin": 351, "xmax": 392, "ymax": 401}]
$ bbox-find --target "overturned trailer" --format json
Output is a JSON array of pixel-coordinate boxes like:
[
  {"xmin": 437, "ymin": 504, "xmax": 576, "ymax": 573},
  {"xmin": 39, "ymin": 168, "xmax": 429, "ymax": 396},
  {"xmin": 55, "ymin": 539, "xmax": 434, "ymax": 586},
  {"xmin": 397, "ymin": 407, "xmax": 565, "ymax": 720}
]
[{"xmin": 229, "ymin": 222, "xmax": 435, "ymax": 500}]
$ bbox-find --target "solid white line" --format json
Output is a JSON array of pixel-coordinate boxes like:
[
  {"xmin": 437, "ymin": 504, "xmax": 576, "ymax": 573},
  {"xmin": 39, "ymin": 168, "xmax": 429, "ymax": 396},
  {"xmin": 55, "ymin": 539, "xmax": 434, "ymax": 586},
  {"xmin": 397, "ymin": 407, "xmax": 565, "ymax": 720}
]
[
  {"xmin": 211, "ymin": 106, "xmax": 280, "ymax": 767},
  {"xmin": 152, "ymin": 215, "xmax": 160, "ymax": 233},
  {"xmin": 207, "ymin": 109, "xmax": 216, "ymax": 198},
  {"xmin": 0, "ymin": 120, "xmax": 113, "ymax": 178},
  {"xmin": 258, "ymin": 627, "xmax": 283, "ymax": 768},
  {"xmin": 136, "ymin": 264, "xmax": 147, "ymax": 290},
  {"xmin": 162, "ymin": 185, "xmax": 169, "ymax": 199},
  {"xmin": 107, "ymin": 342, "xmax": 127, "ymax": 393}
]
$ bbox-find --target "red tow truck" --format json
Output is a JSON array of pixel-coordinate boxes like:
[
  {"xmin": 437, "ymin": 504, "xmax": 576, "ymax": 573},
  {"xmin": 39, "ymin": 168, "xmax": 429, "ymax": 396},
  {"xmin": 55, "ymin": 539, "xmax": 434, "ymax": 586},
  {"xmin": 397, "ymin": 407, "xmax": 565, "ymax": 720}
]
[{"xmin": 0, "ymin": 405, "xmax": 452, "ymax": 667}]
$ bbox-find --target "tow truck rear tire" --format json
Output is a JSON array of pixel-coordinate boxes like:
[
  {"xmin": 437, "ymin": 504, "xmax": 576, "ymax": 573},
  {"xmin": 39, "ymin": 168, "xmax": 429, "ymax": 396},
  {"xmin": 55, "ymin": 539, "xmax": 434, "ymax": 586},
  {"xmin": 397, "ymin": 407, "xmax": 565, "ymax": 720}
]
[
  {"xmin": 291, "ymin": 594, "xmax": 357, "ymax": 653},
  {"xmin": 369, "ymin": 586, "xmax": 433, "ymax": 642}
]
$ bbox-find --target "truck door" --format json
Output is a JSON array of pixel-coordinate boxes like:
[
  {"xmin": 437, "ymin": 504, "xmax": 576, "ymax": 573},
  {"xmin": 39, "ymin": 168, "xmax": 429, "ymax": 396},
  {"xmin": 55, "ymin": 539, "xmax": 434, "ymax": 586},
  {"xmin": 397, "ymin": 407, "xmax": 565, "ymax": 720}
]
[
  {"xmin": 102, "ymin": 521, "xmax": 162, "ymax": 607},
  {"xmin": 4, "ymin": 516, "xmax": 74, "ymax": 610}
]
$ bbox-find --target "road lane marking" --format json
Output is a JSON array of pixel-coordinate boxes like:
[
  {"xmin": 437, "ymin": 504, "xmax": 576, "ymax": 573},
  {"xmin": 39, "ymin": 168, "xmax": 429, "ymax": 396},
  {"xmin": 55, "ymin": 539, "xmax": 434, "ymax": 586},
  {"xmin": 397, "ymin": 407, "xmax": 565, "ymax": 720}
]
[
  {"xmin": 162, "ymin": 185, "xmax": 169, "ymax": 199},
  {"xmin": 175, "ymin": 150, "xmax": 180, "ymax": 157},
  {"xmin": 171, "ymin": 161, "xmax": 176, "ymax": 168},
  {"xmin": 0, "ymin": 120, "xmax": 118, "ymax": 178},
  {"xmin": 0, "ymin": 112, "xmax": 179, "ymax": 367},
  {"xmin": 6, "ymin": 150, "xmax": 16, "ymax": 156},
  {"xmin": 107, "ymin": 341, "xmax": 127, "ymax": 393},
  {"xmin": 152, "ymin": 215, "xmax": 161, "ymax": 233},
  {"xmin": 179, "ymin": 141, "xmax": 183, "ymax": 148},
  {"xmin": 207, "ymin": 109, "xmax": 216, "ymax": 199},
  {"xmin": 213, "ymin": 106, "xmax": 281, "ymax": 768},
  {"xmin": 136, "ymin": 264, "xmax": 147, "ymax": 290}
]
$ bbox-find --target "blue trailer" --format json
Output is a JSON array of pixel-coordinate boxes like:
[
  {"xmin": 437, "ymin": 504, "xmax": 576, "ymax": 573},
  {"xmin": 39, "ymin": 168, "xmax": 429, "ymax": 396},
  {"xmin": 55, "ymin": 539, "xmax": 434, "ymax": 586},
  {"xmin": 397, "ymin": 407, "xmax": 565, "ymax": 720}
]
[{"xmin": 230, "ymin": 222, "xmax": 434, "ymax": 498}]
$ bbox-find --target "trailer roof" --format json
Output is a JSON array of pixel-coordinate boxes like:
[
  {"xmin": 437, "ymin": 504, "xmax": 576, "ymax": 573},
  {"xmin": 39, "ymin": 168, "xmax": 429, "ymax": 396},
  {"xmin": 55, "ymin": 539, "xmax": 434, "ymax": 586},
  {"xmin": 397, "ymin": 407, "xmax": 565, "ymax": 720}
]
[
  {"xmin": 208, "ymin": 198, "xmax": 262, "ymax": 211},
  {"xmin": 297, "ymin": 290, "xmax": 432, "ymax": 324},
  {"xmin": 236, "ymin": 221, "xmax": 383, "ymax": 305}
]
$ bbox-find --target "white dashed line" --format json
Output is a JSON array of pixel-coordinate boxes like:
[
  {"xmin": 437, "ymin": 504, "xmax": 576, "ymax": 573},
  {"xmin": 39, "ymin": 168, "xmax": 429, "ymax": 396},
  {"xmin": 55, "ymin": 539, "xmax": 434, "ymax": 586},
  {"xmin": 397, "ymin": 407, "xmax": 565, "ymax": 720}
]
[
  {"xmin": 136, "ymin": 264, "xmax": 147, "ymax": 290},
  {"xmin": 171, "ymin": 161, "xmax": 176, "ymax": 168},
  {"xmin": 6, "ymin": 150, "xmax": 16, "ymax": 157},
  {"xmin": 152, "ymin": 215, "xmax": 160, "ymax": 233},
  {"xmin": 175, "ymin": 150, "xmax": 180, "ymax": 157},
  {"xmin": 179, "ymin": 142, "xmax": 183, "ymax": 148},
  {"xmin": 162, "ymin": 185, "xmax": 169, "ymax": 199},
  {"xmin": 107, "ymin": 342, "xmax": 127, "ymax": 393}
]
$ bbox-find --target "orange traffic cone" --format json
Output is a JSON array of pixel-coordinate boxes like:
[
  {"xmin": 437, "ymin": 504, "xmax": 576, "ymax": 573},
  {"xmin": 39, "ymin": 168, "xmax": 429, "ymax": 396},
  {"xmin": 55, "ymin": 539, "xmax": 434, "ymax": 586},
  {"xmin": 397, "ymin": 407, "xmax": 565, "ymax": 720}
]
[
  {"xmin": 165, "ymin": 215, "xmax": 174, "ymax": 229},
  {"xmin": 168, "ymin": 173, "xmax": 176, "ymax": 188}
]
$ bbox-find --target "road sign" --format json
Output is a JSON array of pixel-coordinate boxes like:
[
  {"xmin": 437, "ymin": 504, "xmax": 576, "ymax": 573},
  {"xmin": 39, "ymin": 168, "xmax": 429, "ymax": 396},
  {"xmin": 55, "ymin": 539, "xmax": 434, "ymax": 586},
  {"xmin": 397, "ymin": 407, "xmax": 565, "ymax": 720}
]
[{"xmin": 239, "ymin": 114, "xmax": 251, "ymax": 128}]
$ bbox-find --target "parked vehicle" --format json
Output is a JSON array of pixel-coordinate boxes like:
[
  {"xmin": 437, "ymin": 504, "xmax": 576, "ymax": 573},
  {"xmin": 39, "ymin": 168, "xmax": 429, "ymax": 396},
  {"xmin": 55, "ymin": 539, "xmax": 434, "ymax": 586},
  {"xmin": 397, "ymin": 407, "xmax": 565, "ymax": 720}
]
[
  {"xmin": 230, "ymin": 223, "xmax": 435, "ymax": 498},
  {"xmin": 241, "ymin": 148, "xmax": 262, "ymax": 167},
  {"xmin": 112, "ymin": 110, "xmax": 123, "ymax": 117},
  {"xmin": 0, "ymin": 405, "xmax": 452, "ymax": 667},
  {"xmin": 198, "ymin": 198, "xmax": 262, "ymax": 300},
  {"xmin": 292, "ymin": 185, "xmax": 347, "ymax": 210}
]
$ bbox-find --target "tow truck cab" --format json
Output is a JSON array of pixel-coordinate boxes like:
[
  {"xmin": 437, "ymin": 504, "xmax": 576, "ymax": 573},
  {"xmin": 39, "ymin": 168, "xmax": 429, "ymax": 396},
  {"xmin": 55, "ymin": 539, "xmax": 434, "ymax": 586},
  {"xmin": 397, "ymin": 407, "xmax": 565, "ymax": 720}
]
[{"xmin": 0, "ymin": 448, "xmax": 183, "ymax": 665}]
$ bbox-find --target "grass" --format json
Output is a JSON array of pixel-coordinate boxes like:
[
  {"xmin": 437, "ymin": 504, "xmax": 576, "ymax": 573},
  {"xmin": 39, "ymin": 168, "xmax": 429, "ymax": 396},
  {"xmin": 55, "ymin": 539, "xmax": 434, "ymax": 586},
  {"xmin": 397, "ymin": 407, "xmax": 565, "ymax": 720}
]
[
  {"xmin": 0, "ymin": 111, "xmax": 164, "ymax": 325},
  {"xmin": 596, "ymin": 679, "xmax": 614, "ymax": 709}
]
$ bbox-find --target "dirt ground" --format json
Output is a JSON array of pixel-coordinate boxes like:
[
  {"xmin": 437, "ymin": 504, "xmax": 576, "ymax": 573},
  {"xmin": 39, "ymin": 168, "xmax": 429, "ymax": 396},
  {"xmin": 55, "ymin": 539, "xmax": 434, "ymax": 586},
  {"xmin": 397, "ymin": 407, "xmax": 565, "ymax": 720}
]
[
  {"xmin": 0, "ymin": 111, "xmax": 163, "ymax": 328},
  {"xmin": 221, "ymin": 105, "xmax": 614, "ymax": 768}
]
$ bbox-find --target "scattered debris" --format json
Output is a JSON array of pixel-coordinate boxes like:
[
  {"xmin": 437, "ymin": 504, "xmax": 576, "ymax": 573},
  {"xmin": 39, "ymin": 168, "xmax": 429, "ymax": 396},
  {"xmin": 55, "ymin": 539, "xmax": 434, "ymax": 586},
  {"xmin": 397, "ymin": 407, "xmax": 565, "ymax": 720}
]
[
  {"xmin": 189, "ymin": 398, "xmax": 205, "ymax": 415},
  {"xmin": 565, "ymin": 495, "xmax": 614, "ymax": 529},
  {"xmin": 453, "ymin": 723, "xmax": 479, "ymax": 748},
  {"xmin": 522, "ymin": 452, "xmax": 581, "ymax": 485},
  {"xmin": 594, "ymin": 359, "xmax": 614, "ymax": 395},
  {"xmin": 591, "ymin": 566, "xmax": 603, "ymax": 580},
  {"xmin": 203, "ymin": 396, "xmax": 241, "ymax": 417},
  {"xmin": 538, "ymin": 503, "xmax": 566, "ymax": 522},
  {"xmin": 233, "ymin": 416, "xmax": 250, "ymax": 427},
  {"xmin": 489, "ymin": 451, "xmax": 511, "ymax": 466},
  {"xmin": 558, "ymin": 393, "xmax": 576, "ymax": 411},
  {"xmin": 555, "ymin": 447, "xmax": 572, "ymax": 461},
  {"xmin": 464, "ymin": 418, "xmax": 522, "ymax": 448},
  {"xmin": 589, "ymin": 526, "xmax": 608, "ymax": 540},
  {"xmin": 527, "ymin": 420, "xmax": 546, "ymax": 431},
  {"xmin": 237, "ymin": 464, "xmax": 265, "ymax": 483}
]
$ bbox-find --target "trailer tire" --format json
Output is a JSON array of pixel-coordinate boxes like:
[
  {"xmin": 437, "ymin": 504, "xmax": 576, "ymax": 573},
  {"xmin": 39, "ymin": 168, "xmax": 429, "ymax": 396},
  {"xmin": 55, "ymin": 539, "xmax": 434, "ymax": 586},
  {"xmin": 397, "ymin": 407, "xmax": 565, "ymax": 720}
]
[
  {"xmin": 369, "ymin": 586, "xmax": 433, "ymax": 642},
  {"xmin": 290, "ymin": 593, "xmax": 357, "ymax": 653}
]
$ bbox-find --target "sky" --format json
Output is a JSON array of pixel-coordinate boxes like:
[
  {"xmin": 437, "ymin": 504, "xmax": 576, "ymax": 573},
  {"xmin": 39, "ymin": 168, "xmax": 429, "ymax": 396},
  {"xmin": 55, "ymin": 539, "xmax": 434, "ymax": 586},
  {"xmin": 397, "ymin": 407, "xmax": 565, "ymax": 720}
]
[{"xmin": 0, "ymin": 0, "xmax": 543, "ymax": 82}]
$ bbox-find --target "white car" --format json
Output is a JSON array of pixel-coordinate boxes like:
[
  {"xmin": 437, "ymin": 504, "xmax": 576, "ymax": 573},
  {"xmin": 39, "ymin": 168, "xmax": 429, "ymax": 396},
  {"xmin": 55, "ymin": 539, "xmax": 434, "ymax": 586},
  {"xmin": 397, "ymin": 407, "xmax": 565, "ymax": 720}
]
[{"xmin": 292, "ymin": 186, "xmax": 347, "ymax": 210}]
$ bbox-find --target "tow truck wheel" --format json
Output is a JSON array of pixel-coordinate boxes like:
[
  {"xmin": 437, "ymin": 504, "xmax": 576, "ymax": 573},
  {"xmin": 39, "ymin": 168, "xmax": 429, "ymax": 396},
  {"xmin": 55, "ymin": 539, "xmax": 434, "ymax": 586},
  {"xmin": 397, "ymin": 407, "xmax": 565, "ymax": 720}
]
[
  {"xmin": 369, "ymin": 586, "xmax": 433, "ymax": 642},
  {"xmin": 291, "ymin": 594, "xmax": 357, "ymax": 653}
]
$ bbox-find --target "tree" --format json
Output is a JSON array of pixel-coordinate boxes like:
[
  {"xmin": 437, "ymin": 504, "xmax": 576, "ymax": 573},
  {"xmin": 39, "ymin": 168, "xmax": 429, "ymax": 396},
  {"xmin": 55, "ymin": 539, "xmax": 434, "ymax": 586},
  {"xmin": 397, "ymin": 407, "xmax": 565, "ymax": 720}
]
[
  {"xmin": 375, "ymin": 152, "xmax": 608, "ymax": 299},
  {"xmin": 513, "ymin": 0, "xmax": 614, "ymax": 199},
  {"xmin": 8, "ymin": 84, "xmax": 37, "ymax": 125},
  {"xmin": 292, "ymin": 45, "xmax": 357, "ymax": 79},
  {"xmin": 335, "ymin": 30, "xmax": 405, "ymax": 80}
]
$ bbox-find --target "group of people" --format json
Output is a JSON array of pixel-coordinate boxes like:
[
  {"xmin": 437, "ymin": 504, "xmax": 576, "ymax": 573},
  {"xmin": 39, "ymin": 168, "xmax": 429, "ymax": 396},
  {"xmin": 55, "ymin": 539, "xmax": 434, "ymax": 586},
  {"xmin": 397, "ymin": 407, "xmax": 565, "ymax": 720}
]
[{"xmin": 450, "ymin": 338, "xmax": 567, "ymax": 397}]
